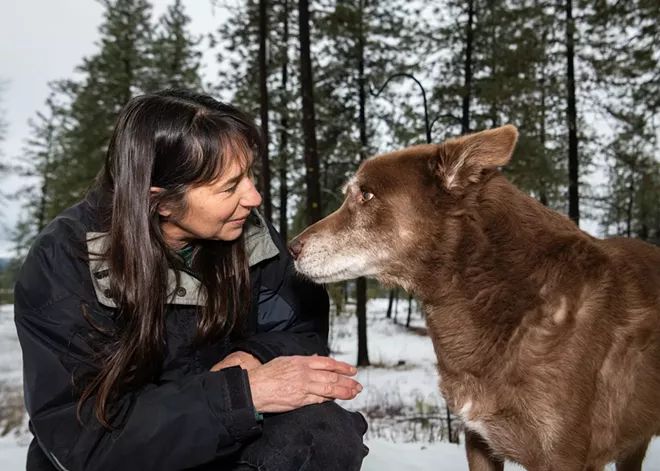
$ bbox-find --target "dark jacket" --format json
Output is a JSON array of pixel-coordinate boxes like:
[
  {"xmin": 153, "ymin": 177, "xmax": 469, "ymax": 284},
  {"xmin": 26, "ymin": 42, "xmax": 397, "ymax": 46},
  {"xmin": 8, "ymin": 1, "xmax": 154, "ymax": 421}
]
[{"xmin": 13, "ymin": 194, "xmax": 330, "ymax": 471}]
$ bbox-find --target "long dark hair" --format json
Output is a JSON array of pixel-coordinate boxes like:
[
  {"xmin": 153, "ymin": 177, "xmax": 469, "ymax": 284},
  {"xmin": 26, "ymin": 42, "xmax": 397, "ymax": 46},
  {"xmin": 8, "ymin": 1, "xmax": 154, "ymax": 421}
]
[{"xmin": 79, "ymin": 89, "xmax": 264, "ymax": 428}]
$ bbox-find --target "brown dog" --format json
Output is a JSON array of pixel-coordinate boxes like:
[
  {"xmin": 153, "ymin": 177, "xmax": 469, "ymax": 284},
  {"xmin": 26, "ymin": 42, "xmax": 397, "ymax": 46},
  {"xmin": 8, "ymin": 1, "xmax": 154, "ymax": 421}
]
[{"xmin": 289, "ymin": 125, "xmax": 660, "ymax": 470}]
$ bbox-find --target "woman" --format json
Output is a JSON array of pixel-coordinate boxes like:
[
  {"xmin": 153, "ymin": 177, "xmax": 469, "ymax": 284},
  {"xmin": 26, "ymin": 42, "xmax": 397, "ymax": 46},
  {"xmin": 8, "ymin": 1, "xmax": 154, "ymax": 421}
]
[{"xmin": 14, "ymin": 89, "xmax": 368, "ymax": 471}]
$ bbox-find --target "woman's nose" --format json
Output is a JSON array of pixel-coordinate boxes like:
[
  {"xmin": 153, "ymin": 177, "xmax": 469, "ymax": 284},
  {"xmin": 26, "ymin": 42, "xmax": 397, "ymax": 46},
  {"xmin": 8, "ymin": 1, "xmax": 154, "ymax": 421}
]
[{"xmin": 241, "ymin": 179, "xmax": 263, "ymax": 208}]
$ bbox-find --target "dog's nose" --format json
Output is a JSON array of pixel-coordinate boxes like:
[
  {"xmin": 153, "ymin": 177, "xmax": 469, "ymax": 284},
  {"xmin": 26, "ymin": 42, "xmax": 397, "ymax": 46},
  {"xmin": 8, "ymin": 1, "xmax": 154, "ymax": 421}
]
[{"xmin": 289, "ymin": 238, "xmax": 304, "ymax": 260}]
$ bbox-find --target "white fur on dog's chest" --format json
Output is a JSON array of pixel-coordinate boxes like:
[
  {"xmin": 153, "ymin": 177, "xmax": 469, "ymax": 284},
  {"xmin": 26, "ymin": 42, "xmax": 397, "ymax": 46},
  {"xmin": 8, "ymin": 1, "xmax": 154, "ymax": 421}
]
[
  {"xmin": 457, "ymin": 399, "xmax": 491, "ymax": 442},
  {"xmin": 439, "ymin": 371, "xmax": 498, "ymax": 445}
]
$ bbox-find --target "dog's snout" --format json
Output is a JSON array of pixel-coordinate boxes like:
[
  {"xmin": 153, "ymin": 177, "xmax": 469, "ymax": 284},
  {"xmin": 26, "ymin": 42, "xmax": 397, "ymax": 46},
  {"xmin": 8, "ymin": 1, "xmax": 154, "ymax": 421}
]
[{"xmin": 288, "ymin": 237, "xmax": 305, "ymax": 260}]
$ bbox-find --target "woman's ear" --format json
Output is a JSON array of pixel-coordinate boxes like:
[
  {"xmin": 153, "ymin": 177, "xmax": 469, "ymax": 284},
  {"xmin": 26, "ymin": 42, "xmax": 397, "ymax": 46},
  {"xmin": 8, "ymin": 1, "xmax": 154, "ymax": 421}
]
[{"xmin": 150, "ymin": 187, "xmax": 172, "ymax": 217}]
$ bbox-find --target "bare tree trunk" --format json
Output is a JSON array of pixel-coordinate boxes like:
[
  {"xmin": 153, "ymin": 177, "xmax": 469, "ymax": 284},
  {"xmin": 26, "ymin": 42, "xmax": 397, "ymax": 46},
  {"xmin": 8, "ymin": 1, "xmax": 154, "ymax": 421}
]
[
  {"xmin": 626, "ymin": 170, "xmax": 635, "ymax": 238},
  {"xmin": 539, "ymin": 26, "xmax": 549, "ymax": 208},
  {"xmin": 356, "ymin": 278, "xmax": 369, "ymax": 365},
  {"xmin": 539, "ymin": 185, "xmax": 549, "ymax": 207},
  {"xmin": 259, "ymin": 0, "xmax": 272, "ymax": 221},
  {"xmin": 37, "ymin": 118, "xmax": 56, "ymax": 232},
  {"xmin": 393, "ymin": 289, "xmax": 399, "ymax": 324},
  {"xmin": 565, "ymin": 0, "xmax": 579, "ymax": 226},
  {"xmin": 386, "ymin": 289, "xmax": 395, "ymax": 318},
  {"xmin": 406, "ymin": 293, "xmax": 413, "ymax": 327},
  {"xmin": 447, "ymin": 406, "xmax": 455, "ymax": 443},
  {"xmin": 488, "ymin": 0, "xmax": 498, "ymax": 128},
  {"xmin": 278, "ymin": 0, "xmax": 290, "ymax": 240},
  {"xmin": 638, "ymin": 172, "xmax": 651, "ymax": 241},
  {"xmin": 298, "ymin": 0, "xmax": 322, "ymax": 224},
  {"xmin": 356, "ymin": 0, "xmax": 369, "ymax": 367},
  {"xmin": 462, "ymin": 0, "xmax": 475, "ymax": 135}
]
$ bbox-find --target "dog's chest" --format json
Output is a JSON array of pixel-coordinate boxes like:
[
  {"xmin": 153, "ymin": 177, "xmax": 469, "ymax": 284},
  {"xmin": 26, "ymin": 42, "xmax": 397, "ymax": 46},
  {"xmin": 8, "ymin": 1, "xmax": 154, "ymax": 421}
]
[
  {"xmin": 444, "ymin": 377, "xmax": 529, "ymax": 457},
  {"xmin": 442, "ymin": 376, "xmax": 498, "ymax": 435},
  {"xmin": 455, "ymin": 397, "xmax": 492, "ymax": 441},
  {"xmin": 445, "ymin": 373, "xmax": 561, "ymax": 466}
]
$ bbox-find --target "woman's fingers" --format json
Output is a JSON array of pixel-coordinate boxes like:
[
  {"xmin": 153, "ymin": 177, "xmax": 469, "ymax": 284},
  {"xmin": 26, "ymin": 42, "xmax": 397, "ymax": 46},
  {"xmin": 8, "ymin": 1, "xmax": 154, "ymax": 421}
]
[
  {"xmin": 328, "ymin": 386, "xmax": 359, "ymax": 400},
  {"xmin": 307, "ymin": 370, "xmax": 362, "ymax": 392},
  {"xmin": 300, "ymin": 356, "xmax": 363, "ymax": 400},
  {"xmin": 305, "ymin": 381, "xmax": 360, "ymax": 401},
  {"xmin": 248, "ymin": 355, "xmax": 364, "ymax": 414},
  {"xmin": 304, "ymin": 356, "xmax": 357, "ymax": 376}
]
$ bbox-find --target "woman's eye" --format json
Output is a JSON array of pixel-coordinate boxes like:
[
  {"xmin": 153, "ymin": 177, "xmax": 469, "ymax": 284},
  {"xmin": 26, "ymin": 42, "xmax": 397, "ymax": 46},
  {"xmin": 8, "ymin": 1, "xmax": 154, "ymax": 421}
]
[
  {"xmin": 224, "ymin": 185, "xmax": 238, "ymax": 194},
  {"xmin": 360, "ymin": 191, "xmax": 374, "ymax": 202}
]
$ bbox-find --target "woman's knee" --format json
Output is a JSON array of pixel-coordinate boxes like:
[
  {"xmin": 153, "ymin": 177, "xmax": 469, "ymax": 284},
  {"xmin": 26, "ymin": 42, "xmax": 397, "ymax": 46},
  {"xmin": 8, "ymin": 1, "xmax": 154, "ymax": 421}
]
[
  {"xmin": 287, "ymin": 402, "xmax": 369, "ymax": 470},
  {"xmin": 240, "ymin": 402, "xmax": 369, "ymax": 471}
]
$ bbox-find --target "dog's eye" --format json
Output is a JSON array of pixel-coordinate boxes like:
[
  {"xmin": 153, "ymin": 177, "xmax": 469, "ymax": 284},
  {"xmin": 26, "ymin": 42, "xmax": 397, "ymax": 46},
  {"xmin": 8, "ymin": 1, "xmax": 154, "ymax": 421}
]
[{"xmin": 360, "ymin": 191, "xmax": 374, "ymax": 202}]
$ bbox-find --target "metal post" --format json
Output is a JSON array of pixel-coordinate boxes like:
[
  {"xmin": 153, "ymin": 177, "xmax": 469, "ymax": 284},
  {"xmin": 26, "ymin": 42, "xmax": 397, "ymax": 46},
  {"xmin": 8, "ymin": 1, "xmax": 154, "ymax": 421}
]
[{"xmin": 370, "ymin": 73, "xmax": 432, "ymax": 144}]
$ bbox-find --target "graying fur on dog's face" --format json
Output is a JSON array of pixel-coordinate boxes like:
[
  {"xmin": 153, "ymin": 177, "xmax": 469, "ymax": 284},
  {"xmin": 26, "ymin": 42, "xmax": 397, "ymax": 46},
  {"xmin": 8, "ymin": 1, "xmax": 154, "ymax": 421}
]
[{"xmin": 293, "ymin": 175, "xmax": 393, "ymax": 283}]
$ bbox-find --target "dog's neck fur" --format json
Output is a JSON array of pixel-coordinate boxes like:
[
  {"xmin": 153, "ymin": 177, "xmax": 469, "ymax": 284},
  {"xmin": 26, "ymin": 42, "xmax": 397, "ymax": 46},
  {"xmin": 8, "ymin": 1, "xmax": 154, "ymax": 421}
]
[{"xmin": 384, "ymin": 173, "xmax": 600, "ymax": 378}]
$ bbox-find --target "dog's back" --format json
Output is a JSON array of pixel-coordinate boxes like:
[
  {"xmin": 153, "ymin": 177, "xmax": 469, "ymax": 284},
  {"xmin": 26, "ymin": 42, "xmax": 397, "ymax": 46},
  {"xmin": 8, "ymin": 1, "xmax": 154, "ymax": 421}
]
[
  {"xmin": 600, "ymin": 236, "xmax": 660, "ymax": 291},
  {"xmin": 587, "ymin": 237, "xmax": 660, "ymax": 463}
]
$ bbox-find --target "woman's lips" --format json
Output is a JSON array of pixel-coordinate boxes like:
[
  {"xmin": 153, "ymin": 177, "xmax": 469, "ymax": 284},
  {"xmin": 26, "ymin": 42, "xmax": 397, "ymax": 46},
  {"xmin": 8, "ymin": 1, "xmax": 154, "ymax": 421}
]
[{"xmin": 229, "ymin": 216, "xmax": 248, "ymax": 224}]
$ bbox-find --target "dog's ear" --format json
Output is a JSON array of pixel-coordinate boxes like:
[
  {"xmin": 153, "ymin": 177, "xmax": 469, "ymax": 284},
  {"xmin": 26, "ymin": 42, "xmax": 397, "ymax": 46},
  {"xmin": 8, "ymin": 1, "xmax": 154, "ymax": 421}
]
[{"xmin": 435, "ymin": 125, "xmax": 518, "ymax": 190}]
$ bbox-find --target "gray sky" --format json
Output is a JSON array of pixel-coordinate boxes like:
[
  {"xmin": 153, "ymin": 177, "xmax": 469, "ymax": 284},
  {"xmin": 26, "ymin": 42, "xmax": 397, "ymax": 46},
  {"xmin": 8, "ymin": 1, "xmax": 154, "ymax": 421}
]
[{"xmin": 0, "ymin": 0, "xmax": 225, "ymax": 257}]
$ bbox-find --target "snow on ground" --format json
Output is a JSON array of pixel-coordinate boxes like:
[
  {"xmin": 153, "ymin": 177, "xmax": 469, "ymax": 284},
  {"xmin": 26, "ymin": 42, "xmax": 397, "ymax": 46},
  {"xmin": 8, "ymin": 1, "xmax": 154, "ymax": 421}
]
[
  {"xmin": 0, "ymin": 304, "xmax": 22, "ymax": 387},
  {"xmin": 332, "ymin": 298, "xmax": 451, "ymax": 443},
  {"xmin": 0, "ymin": 303, "xmax": 31, "ymax": 470},
  {"xmin": 0, "ymin": 435, "xmax": 29, "ymax": 471},
  {"xmin": 363, "ymin": 439, "xmax": 480, "ymax": 471},
  {"xmin": 3, "ymin": 300, "xmax": 660, "ymax": 469}
]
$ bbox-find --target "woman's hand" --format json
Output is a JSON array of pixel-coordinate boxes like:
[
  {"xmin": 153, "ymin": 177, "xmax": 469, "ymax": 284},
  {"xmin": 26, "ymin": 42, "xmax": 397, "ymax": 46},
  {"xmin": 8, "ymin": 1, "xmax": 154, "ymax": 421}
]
[
  {"xmin": 211, "ymin": 351, "xmax": 262, "ymax": 372},
  {"xmin": 247, "ymin": 355, "xmax": 363, "ymax": 413}
]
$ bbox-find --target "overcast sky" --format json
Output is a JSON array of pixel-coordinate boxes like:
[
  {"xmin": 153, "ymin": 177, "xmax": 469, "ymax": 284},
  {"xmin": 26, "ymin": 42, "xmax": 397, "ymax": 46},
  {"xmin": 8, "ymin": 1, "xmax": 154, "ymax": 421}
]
[{"xmin": 0, "ymin": 0, "xmax": 226, "ymax": 257}]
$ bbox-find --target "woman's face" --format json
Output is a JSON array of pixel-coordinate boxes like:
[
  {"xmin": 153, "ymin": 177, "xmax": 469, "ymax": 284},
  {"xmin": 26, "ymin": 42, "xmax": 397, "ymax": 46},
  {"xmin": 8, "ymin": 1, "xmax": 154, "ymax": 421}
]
[{"xmin": 157, "ymin": 156, "xmax": 262, "ymax": 249}]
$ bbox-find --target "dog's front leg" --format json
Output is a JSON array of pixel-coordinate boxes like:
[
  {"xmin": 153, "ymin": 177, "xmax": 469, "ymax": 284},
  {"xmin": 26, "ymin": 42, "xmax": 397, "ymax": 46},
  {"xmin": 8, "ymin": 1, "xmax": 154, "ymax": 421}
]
[
  {"xmin": 615, "ymin": 439, "xmax": 650, "ymax": 471},
  {"xmin": 465, "ymin": 430, "xmax": 504, "ymax": 471}
]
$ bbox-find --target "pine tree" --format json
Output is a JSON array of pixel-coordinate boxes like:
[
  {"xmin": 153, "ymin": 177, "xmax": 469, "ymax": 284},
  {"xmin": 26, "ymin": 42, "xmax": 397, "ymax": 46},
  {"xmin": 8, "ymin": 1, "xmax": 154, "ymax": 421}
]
[
  {"xmin": 216, "ymin": 0, "xmax": 269, "ymax": 215},
  {"xmin": 217, "ymin": 0, "xmax": 282, "ymax": 220},
  {"xmin": 214, "ymin": 0, "xmax": 308, "ymax": 236},
  {"xmin": 299, "ymin": 0, "xmax": 322, "ymax": 225},
  {"xmin": 215, "ymin": 1, "xmax": 261, "ymax": 113},
  {"xmin": 425, "ymin": 0, "xmax": 476, "ymax": 138},
  {"xmin": 258, "ymin": 0, "xmax": 273, "ymax": 221},
  {"xmin": 598, "ymin": 112, "xmax": 660, "ymax": 242},
  {"xmin": 462, "ymin": 0, "xmax": 475, "ymax": 134},
  {"xmin": 425, "ymin": 0, "xmax": 586, "ymax": 215},
  {"xmin": 585, "ymin": 0, "xmax": 660, "ymax": 242},
  {"xmin": 0, "ymin": 80, "xmax": 12, "ymax": 230},
  {"xmin": 12, "ymin": 93, "xmax": 68, "ymax": 257},
  {"xmin": 355, "ymin": 0, "xmax": 370, "ymax": 368},
  {"xmin": 0, "ymin": 80, "xmax": 7, "ymax": 174},
  {"xmin": 46, "ymin": 0, "xmax": 205, "ymax": 219},
  {"xmin": 564, "ymin": 0, "xmax": 580, "ymax": 225},
  {"xmin": 146, "ymin": 0, "xmax": 203, "ymax": 92},
  {"xmin": 47, "ymin": 0, "xmax": 154, "ymax": 217},
  {"xmin": 496, "ymin": 0, "xmax": 569, "ymax": 211},
  {"xmin": 276, "ymin": 0, "xmax": 292, "ymax": 240},
  {"xmin": 587, "ymin": 0, "xmax": 659, "ymax": 121}
]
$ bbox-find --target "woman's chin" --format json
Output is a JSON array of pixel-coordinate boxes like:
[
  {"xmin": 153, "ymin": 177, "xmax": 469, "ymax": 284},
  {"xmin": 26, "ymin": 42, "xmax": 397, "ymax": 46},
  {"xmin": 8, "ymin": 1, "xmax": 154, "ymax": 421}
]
[{"xmin": 218, "ymin": 225, "xmax": 245, "ymax": 241}]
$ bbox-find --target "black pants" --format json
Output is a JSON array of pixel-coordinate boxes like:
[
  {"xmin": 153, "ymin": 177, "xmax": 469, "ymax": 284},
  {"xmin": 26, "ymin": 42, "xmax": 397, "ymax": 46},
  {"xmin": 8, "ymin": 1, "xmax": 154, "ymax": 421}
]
[
  {"xmin": 206, "ymin": 402, "xmax": 369, "ymax": 471},
  {"xmin": 27, "ymin": 402, "xmax": 369, "ymax": 471}
]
